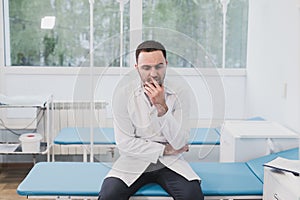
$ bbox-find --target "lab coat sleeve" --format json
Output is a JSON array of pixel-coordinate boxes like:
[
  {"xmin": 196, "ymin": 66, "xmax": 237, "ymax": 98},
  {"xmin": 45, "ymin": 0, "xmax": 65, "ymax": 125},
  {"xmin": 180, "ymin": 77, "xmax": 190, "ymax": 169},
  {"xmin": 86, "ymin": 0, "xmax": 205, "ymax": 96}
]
[
  {"xmin": 158, "ymin": 88, "xmax": 191, "ymax": 150},
  {"xmin": 112, "ymin": 85, "xmax": 165, "ymax": 163}
]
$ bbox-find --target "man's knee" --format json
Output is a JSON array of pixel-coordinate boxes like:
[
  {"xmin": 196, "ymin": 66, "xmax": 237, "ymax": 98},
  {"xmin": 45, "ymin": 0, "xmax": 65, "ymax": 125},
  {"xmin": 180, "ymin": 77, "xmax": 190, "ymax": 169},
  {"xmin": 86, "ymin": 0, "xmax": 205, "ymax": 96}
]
[
  {"xmin": 98, "ymin": 177, "xmax": 129, "ymax": 200},
  {"xmin": 175, "ymin": 180, "xmax": 204, "ymax": 200},
  {"xmin": 181, "ymin": 189, "xmax": 204, "ymax": 200}
]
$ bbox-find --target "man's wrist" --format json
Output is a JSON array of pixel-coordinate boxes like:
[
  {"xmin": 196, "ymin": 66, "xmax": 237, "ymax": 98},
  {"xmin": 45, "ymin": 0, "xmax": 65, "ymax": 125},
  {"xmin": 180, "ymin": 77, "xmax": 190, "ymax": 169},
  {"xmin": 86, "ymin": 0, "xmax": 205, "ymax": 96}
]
[
  {"xmin": 163, "ymin": 144, "xmax": 173, "ymax": 155},
  {"xmin": 156, "ymin": 103, "xmax": 168, "ymax": 117}
]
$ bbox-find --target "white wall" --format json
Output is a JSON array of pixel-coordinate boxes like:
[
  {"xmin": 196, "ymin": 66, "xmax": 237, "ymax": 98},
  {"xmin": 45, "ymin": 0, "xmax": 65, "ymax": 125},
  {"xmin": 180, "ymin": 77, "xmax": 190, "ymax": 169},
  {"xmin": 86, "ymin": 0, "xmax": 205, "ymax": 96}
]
[
  {"xmin": 3, "ymin": 0, "xmax": 300, "ymax": 133},
  {"xmin": 1, "ymin": 67, "xmax": 246, "ymax": 128},
  {"xmin": 246, "ymin": 0, "xmax": 300, "ymax": 132}
]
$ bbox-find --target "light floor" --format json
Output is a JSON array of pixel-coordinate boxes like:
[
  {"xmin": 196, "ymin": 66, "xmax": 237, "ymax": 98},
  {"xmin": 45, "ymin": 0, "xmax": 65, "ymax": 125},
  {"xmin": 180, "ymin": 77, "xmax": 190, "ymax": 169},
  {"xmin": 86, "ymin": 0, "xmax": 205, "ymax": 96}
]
[{"xmin": 0, "ymin": 163, "xmax": 40, "ymax": 200}]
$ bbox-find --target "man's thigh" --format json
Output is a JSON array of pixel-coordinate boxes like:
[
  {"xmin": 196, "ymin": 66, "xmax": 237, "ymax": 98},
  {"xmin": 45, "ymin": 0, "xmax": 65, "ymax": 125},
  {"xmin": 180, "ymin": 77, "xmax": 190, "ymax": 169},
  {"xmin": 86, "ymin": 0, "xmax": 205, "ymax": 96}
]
[
  {"xmin": 156, "ymin": 168, "xmax": 204, "ymax": 200},
  {"xmin": 99, "ymin": 173, "xmax": 156, "ymax": 200}
]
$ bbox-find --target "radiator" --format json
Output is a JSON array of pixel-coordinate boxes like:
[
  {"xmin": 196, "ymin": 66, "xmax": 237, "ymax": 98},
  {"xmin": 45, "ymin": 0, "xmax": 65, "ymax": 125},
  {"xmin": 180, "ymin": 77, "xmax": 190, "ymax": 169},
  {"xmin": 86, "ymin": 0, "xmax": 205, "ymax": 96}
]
[{"xmin": 38, "ymin": 101, "xmax": 110, "ymax": 156}]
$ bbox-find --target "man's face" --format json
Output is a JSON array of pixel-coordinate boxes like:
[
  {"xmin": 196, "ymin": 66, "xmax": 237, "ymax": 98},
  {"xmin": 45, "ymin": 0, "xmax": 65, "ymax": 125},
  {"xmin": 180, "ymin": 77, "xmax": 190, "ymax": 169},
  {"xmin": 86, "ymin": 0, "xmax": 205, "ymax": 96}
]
[{"xmin": 135, "ymin": 50, "xmax": 167, "ymax": 85}]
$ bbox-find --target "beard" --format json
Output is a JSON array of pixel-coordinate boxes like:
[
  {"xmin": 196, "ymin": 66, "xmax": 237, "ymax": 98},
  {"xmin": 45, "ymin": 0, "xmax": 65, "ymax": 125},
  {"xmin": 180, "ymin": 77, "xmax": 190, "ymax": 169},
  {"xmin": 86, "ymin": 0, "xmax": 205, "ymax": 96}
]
[
  {"xmin": 136, "ymin": 69, "xmax": 166, "ymax": 87},
  {"xmin": 145, "ymin": 73, "xmax": 165, "ymax": 86},
  {"xmin": 146, "ymin": 78, "xmax": 163, "ymax": 87}
]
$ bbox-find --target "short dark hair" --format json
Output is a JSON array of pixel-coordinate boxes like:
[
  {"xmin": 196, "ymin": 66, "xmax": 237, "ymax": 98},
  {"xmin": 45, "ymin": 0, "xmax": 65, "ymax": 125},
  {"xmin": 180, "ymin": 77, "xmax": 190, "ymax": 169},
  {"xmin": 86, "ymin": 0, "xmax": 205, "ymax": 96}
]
[{"xmin": 135, "ymin": 40, "xmax": 166, "ymax": 63}]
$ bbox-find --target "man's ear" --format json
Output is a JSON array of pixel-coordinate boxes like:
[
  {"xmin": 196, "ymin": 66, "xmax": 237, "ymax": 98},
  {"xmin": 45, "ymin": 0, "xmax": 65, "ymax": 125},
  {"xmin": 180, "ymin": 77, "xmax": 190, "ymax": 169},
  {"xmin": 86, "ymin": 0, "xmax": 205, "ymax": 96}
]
[{"xmin": 134, "ymin": 63, "xmax": 138, "ymax": 69}]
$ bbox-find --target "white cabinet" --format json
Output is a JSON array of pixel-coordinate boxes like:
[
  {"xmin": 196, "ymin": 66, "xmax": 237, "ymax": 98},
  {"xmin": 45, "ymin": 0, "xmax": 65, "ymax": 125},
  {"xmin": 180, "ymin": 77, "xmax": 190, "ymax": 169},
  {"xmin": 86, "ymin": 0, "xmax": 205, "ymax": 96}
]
[
  {"xmin": 263, "ymin": 168, "xmax": 300, "ymax": 200},
  {"xmin": 220, "ymin": 121, "xmax": 299, "ymax": 162}
]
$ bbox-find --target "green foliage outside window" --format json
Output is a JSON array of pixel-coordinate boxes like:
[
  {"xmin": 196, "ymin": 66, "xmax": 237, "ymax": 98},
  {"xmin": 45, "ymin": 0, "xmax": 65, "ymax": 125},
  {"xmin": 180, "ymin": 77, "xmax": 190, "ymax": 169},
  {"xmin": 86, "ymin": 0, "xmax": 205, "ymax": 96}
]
[
  {"xmin": 143, "ymin": 0, "xmax": 248, "ymax": 68},
  {"xmin": 7, "ymin": 0, "xmax": 129, "ymax": 67},
  {"xmin": 6, "ymin": 0, "xmax": 247, "ymax": 68}
]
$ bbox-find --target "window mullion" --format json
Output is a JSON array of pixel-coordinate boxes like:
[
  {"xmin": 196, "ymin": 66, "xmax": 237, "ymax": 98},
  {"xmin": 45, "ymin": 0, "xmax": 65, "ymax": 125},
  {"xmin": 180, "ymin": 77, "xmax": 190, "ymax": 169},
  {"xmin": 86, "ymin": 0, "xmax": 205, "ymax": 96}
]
[{"xmin": 129, "ymin": 0, "xmax": 142, "ymax": 67}]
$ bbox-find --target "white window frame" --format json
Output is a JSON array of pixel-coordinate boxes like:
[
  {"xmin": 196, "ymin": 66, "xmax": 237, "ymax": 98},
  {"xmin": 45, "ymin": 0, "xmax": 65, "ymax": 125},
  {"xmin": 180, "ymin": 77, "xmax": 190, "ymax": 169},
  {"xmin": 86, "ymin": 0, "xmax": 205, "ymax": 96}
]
[{"xmin": 0, "ymin": 0, "xmax": 247, "ymax": 76}]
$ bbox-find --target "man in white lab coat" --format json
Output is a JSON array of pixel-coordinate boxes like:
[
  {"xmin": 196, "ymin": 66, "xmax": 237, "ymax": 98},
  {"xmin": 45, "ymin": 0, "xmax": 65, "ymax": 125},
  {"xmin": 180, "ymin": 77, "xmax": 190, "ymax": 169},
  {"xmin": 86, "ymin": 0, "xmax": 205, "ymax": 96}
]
[{"xmin": 98, "ymin": 40, "xmax": 204, "ymax": 200}]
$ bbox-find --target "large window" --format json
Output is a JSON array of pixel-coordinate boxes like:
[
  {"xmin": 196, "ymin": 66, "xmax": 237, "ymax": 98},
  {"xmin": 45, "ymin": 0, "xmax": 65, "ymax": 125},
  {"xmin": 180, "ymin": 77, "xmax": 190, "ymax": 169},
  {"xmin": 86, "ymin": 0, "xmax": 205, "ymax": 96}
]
[
  {"xmin": 4, "ymin": 0, "xmax": 129, "ymax": 67},
  {"xmin": 3, "ymin": 0, "xmax": 248, "ymax": 68},
  {"xmin": 143, "ymin": 0, "xmax": 248, "ymax": 68}
]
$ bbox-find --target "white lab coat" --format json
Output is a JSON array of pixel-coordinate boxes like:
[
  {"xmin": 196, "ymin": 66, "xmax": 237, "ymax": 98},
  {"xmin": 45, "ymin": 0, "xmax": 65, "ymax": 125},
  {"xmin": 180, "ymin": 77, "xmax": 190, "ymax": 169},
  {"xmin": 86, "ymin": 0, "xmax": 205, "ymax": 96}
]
[{"xmin": 107, "ymin": 77, "xmax": 200, "ymax": 186}]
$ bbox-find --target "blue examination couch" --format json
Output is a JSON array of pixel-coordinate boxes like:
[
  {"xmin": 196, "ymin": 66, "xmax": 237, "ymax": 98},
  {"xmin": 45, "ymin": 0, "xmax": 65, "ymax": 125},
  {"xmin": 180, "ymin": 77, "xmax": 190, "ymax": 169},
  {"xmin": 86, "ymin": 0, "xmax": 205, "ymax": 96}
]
[
  {"xmin": 17, "ymin": 148, "xmax": 299, "ymax": 199},
  {"xmin": 53, "ymin": 116, "xmax": 265, "ymax": 146},
  {"xmin": 52, "ymin": 127, "xmax": 220, "ymax": 161},
  {"xmin": 53, "ymin": 127, "xmax": 220, "ymax": 145}
]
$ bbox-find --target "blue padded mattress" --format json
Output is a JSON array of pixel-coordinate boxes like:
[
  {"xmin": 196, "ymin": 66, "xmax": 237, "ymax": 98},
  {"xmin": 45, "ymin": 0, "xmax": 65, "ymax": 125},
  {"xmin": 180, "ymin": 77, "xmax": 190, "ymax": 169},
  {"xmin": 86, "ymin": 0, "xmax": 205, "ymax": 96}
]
[
  {"xmin": 54, "ymin": 127, "xmax": 115, "ymax": 145},
  {"xmin": 54, "ymin": 127, "xmax": 220, "ymax": 145},
  {"xmin": 17, "ymin": 161, "xmax": 262, "ymax": 197}
]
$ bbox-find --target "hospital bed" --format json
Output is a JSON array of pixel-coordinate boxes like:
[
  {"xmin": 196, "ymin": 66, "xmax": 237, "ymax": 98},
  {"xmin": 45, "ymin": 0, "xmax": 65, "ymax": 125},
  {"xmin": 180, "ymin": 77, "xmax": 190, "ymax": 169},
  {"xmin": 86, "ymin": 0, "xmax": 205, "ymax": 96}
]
[
  {"xmin": 52, "ymin": 127, "xmax": 220, "ymax": 161},
  {"xmin": 53, "ymin": 127, "xmax": 115, "ymax": 161},
  {"xmin": 51, "ymin": 116, "xmax": 265, "ymax": 162},
  {"xmin": 54, "ymin": 127, "xmax": 220, "ymax": 145},
  {"xmin": 17, "ymin": 147, "xmax": 299, "ymax": 199}
]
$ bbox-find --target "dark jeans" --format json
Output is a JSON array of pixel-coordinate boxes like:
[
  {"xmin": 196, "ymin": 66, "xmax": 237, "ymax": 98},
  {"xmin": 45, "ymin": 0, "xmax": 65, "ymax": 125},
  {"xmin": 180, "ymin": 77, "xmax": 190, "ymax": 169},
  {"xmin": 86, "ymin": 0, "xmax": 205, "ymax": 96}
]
[{"xmin": 98, "ymin": 166, "xmax": 204, "ymax": 200}]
